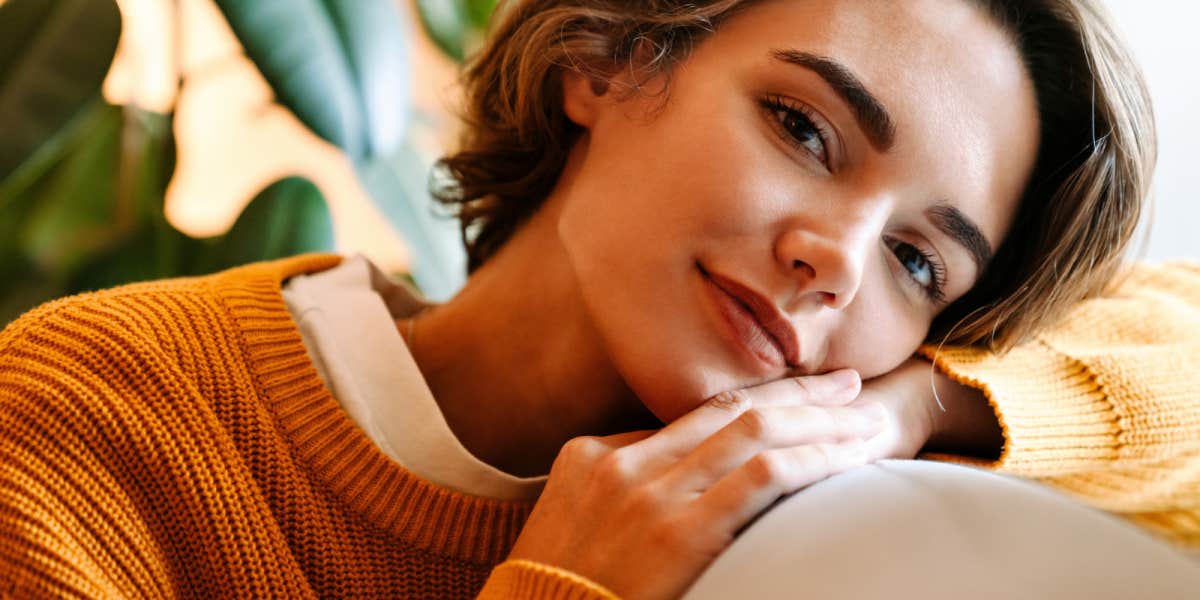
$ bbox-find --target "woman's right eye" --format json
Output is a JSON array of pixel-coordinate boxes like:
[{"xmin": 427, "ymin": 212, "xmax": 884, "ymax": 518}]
[
  {"xmin": 760, "ymin": 96, "xmax": 832, "ymax": 170},
  {"xmin": 884, "ymin": 236, "xmax": 947, "ymax": 304}
]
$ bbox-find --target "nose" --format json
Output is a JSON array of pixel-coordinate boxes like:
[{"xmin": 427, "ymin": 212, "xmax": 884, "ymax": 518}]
[{"xmin": 774, "ymin": 212, "xmax": 881, "ymax": 310}]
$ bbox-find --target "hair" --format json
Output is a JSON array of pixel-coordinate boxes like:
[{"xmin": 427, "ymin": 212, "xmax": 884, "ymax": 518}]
[{"xmin": 431, "ymin": 0, "xmax": 1156, "ymax": 351}]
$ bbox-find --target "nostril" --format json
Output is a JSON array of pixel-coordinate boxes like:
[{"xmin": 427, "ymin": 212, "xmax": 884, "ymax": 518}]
[{"xmin": 791, "ymin": 259, "xmax": 816, "ymax": 279}]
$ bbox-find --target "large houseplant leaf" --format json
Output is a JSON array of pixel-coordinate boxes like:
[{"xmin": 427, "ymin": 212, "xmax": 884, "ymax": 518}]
[
  {"xmin": 415, "ymin": 0, "xmax": 497, "ymax": 62},
  {"xmin": 61, "ymin": 175, "xmax": 333, "ymax": 302},
  {"xmin": 212, "ymin": 176, "xmax": 334, "ymax": 267},
  {"xmin": 216, "ymin": 0, "xmax": 468, "ymax": 296},
  {"xmin": 19, "ymin": 102, "xmax": 123, "ymax": 274},
  {"xmin": 213, "ymin": 0, "xmax": 409, "ymax": 162},
  {"xmin": 0, "ymin": 0, "xmax": 121, "ymax": 178},
  {"xmin": 358, "ymin": 149, "xmax": 465, "ymax": 301}
]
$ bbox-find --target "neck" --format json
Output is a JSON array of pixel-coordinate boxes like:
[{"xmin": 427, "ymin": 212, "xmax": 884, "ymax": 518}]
[{"xmin": 403, "ymin": 191, "xmax": 659, "ymax": 477}]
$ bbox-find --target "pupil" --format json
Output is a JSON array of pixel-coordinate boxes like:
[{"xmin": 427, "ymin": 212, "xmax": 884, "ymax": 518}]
[{"xmin": 787, "ymin": 116, "xmax": 812, "ymax": 142}]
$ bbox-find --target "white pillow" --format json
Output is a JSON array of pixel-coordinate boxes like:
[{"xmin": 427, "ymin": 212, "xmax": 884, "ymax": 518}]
[{"xmin": 685, "ymin": 460, "xmax": 1200, "ymax": 600}]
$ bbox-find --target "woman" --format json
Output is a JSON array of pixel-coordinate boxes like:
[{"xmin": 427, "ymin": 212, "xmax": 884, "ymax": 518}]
[{"xmin": 0, "ymin": 0, "xmax": 1195, "ymax": 598}]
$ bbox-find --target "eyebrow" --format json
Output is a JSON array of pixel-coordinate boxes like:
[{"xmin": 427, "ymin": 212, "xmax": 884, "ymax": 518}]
[
  {"xmin": 769, "ymin": 49, "xmax": 896, "ymax": 152},
  {"xmin": 926, "ymin": 203, "xmax": 993, "ymax": 275}
]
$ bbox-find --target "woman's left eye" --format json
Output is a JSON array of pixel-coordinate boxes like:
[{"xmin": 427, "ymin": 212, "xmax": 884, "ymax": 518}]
[
  {"xmin": 760, "ymin": 96, "xmax": 832, "ymax": 169},
  {"xmin": 885, "ymin": 237, "xmax": 946, "ymax": 303}
]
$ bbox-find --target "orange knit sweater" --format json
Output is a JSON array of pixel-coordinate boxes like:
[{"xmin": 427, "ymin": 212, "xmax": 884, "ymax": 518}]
[{"xmin": 0, "ymin": 255, "xmax": 1196, "ymax": 598}]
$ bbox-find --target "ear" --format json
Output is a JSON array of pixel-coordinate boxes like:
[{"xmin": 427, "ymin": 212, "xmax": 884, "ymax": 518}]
[{"xmin": 562, "ymin": 68, "xmax": 611, "ymax": 129}]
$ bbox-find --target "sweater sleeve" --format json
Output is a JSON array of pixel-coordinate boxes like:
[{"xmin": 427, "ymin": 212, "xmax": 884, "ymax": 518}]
[
  {"xmin": 916, "ymin": 261, "xmax": 1200, "ymax": 547},
  {"xmin": 0, "ymin": 291, "xmax": 316, "ymax": 598},
  {"xmin": 477, "ymin": 559, "xmax": 620, "ymax": 600},
  {"xmin": 0, "ymin": 300, "xmax": 163, "ymax": 599}
]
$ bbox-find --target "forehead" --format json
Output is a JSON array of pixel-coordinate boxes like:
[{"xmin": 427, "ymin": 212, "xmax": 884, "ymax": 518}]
[{"xmin": 703, "ymin": 0, "xmax": 1040, "ymax": 242}]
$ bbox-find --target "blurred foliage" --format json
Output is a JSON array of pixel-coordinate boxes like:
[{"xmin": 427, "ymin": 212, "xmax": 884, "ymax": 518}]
[
  {"xmin": 0, "ymin": 0, "xmax": 499, "ymax": 327},
  {"xmin": 0, "ymin": 97, "xmax": 332, "ymax": 325},
  {"xmin": 415, "ymin": 0, "xmax": 498, "ymax": 62},
  {"xmin": 0, "ymin": 0, "xmax": 121, "ymax": 177},
  {"xmin": 211, "ymin": 0, "xmax": 471, "ymax": 300}
]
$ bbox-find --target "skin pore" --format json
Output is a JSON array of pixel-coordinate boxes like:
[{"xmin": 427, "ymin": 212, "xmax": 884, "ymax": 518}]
[{"xmin": 401, "ymin": 0, "xmax": 1038, "ymax": 477}]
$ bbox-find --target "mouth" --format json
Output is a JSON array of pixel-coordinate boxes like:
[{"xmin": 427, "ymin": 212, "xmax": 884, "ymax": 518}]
[{"xmin": 698, "ymin": 263, "xmax": 801, "ymax": 371}]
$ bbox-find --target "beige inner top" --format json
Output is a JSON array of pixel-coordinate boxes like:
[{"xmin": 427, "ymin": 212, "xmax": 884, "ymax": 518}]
[{"xmin": 281, "ymin": 255, "xmax": 546, "ymax": 501}]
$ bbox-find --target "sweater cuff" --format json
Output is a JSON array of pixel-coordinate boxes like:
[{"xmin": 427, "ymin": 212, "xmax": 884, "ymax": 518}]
[
  {"xmin": 915, "ymin": 341, "xmax": 1120, "ymax": 477},
  {"xmin": 477, "ymin": 559, "xmax": 620, "ymax": 600}
]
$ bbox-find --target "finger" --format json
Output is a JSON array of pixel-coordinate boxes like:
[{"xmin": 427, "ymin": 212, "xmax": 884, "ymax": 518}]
[
  {"xmin": 692, "ymin": 442, "xmax": 870, "ymax": 535},
  {"xmin": 661, "ymin": 402, "xmax": 884, "ymax": 491},
  {"xmin": 552, "ymin": 430, "xmax": 659, "ymax": 475},
  {"xmin": 595, "ymin": 429, "xmax": 660, "ymax": 448},
  {"xmin": 739, "ymin": 369, "xmax": 862, "ymax": 408},
  {"xmin": 633, "ymin": 369, "xmax": 863, "ymax": 458}
]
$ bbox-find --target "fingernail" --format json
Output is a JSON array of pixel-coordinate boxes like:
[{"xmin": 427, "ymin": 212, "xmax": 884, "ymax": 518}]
[{"xmin": 831, "ymin": 369, "xmax": 860, "ymax": 391}]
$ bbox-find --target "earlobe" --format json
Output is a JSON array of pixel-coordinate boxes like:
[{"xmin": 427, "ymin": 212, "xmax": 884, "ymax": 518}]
[{"xmin": 562, "ymin": 69, "xmax": 608, "ymax": 128}]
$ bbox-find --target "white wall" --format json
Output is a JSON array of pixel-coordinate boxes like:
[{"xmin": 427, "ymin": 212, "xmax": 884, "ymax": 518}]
[{"xmin": 1103, "ymin": 0, "xmax": 1200, "ymax": 260}]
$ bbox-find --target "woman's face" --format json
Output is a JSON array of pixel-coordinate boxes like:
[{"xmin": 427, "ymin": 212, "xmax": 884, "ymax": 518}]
[{"xmin": 554, "ymin": 0, "xmax": 1039, "ymax": 422}]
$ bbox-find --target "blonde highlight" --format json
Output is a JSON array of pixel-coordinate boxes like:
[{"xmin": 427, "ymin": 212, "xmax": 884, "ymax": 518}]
[{"xmin": 433, "ymin": 0, "xmax": 1156, "ymax": 351}]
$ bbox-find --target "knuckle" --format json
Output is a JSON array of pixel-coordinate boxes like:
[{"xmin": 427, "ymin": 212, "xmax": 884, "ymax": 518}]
[
  {"xmin": 788, "ymin": 376, "xmax": 814, "ymax": 401},
  {"xmin": 706, "ymin": 389, "xmax": 751, "ymax": 414},
  {"xmin": 646, "ymin": 518, "xmax": 690, "ymax": 552},
  {"xmin": 560, "ymin": 436, "xmax": 594, "ymax": 458},
  {"xmin": 803, "ymin": 444, "xmax": 836, "ymax": 471},
  {"xmin": 744, "ymin": 452, "xmax": 787, "ymax": 489},
  {"xmin": 559, "ymin": 436, "xmax": 604, "ymax": 466},
  {"xmin": 624, "ymin": 484, "xmax": 665, "ymax": 517},
  {"xmin": 795, "ymin": 405, "xmax": 828, "ymax": 427},
  {"xmin": 734, "ymin": 408, "xmax": 773, "ymax": 441},
  {"xmin": 594, "ymin": 448, "xmax": 638, "ymax": 488}
]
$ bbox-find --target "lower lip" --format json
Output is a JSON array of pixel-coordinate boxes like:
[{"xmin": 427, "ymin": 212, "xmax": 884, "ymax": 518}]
[{"xmin": 700, "ymin": 269, "xmax": 788, "ymax": 371}]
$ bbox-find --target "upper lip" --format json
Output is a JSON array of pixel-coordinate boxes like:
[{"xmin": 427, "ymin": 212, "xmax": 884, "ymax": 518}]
[{"xmin": 702, "ymin": 265, "xmax": 801, "ymax": 369}]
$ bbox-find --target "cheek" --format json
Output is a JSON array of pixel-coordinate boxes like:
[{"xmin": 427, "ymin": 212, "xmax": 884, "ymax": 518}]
[{"xmin": 824, "ymin": 280, "xmax": 930, "ymax": 379}]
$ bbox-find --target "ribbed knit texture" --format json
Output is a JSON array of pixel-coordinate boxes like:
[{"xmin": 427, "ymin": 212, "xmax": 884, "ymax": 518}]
[
  {"xmin": 478, "ymin": 560, "xmax": 619, "ymax": 600},
  {"xmin": 0, "ymin": 255, "xmax": 555, "ymax": 599},
  {"xmin": 918, "ymin": 261, "xmax": 1200, "ymax": 548},
  {"xmin": 1, "ymin": 255, "xmax": 1197, "ymax": 599}
]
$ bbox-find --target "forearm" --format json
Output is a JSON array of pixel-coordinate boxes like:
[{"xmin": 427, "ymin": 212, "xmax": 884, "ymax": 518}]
[{"xmin": 921, "ymin": 363, "xmax": 1003, "ymax": 460}]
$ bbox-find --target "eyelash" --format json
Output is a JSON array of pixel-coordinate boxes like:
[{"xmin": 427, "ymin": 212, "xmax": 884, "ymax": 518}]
[
  {"xmin": 760, "ymin": 95, "xmax": 834, "ymax": 170},
  {"xmin": 884, "ymin": 236, "xmax": 947, "ymax": 304},
  {"xmin": 760, "ymin": 95, "xmax": 946, "ymax": 304}
]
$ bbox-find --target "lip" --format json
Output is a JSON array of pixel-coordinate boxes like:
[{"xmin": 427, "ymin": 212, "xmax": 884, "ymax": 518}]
[{"xmin": 698, "ymin": 263, "xmax": 801, "ymax": 370}]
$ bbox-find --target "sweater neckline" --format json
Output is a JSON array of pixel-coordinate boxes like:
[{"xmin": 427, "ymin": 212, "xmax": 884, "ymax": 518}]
[{"xmin": 213, "ymin": 254, "xmax": 534, "ymax": 566}]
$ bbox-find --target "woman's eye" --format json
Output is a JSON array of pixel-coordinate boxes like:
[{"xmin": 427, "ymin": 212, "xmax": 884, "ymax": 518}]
[
  {"xmin": 886, "ymin": 238, "xmax": 946, "ymax": 303},
  {"xmin": 761, "ymin": 97, "xmax": 830, "ymax": 168}
]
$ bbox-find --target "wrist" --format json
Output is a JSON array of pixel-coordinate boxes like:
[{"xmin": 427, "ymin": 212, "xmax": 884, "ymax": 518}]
[{"xmin": 921, "ymin": 360, "xmax": 1003, "ymax": 458}]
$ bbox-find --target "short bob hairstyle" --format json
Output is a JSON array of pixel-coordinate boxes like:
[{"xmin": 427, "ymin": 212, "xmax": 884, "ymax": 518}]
[{"xmin": 433, "ymin": 0, "xmax": 1156, "ymax": 351}]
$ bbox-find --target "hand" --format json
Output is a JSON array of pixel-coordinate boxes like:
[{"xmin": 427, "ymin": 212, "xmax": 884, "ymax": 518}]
[
  {"xmin": 508, "ymin": 370, "xmax": 884, "ymax": 600},
  {"xmin": 852, "ymin": 358, "xmax": 940, "ymax": 461},
  {"xmin": 853, "ymin": 357, "xmax": 1003, "ymax": 461}
]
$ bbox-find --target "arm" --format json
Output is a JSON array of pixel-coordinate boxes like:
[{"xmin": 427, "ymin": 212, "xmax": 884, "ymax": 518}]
[
  {"xmin": 477, "ymin": 560, "xmax": 620, "ymax": 600},
  {"xmin": 891, "ymin": 261, "xmax": 1200, "ymax": 547}
]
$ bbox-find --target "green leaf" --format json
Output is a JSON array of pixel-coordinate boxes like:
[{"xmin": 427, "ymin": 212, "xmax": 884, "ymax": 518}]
[
  {"xmin": 0, "ymin": 96, "xmax": 109, "ymax": 219},
  {"xmin": 464, "ymin": 0, "xmax": 498, "ymax": 30},
  {"xmin": 0, "ymin": 0, "xmax": 122, "ymax": 178},
  {"xmin": 359, "ymin": 148, "xmax": 465, "ymax": 300},
  {"xmin": 2, "ymin": 101, "xmax": 177, "ymax": 321},
  {"xmin": 213, "ymin": 0, "xmax": 409, "ymax": 162},
  {"xmin": 19, "ymin": 103, "xmax": 123, "ymax": 274},
  {"xmin": 415, "ymin": 0, "xmax": 496, "ymax": 62},
  {"xmin": 415, "ymin": 0, "xmax": 469, "ymax": 62},
  {"xmin": 213, "ymin": 176, "xmax": 334, "ymax": 267}
]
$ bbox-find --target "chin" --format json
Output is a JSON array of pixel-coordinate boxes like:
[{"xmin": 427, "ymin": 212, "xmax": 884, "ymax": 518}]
[{"xmin": 624, "ymin": 360, "xmax": 750, "ymax": 424}]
